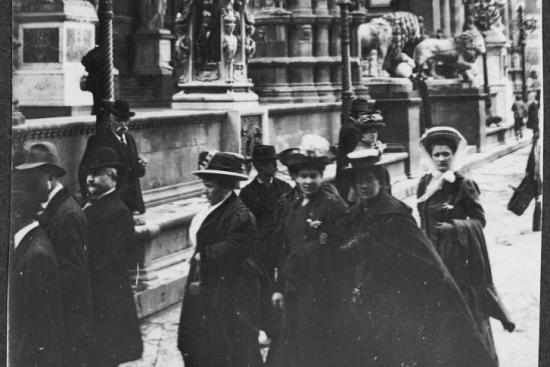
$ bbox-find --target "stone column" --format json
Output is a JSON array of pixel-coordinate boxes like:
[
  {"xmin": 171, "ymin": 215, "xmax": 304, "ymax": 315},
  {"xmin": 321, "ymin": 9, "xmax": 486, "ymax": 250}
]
[
  {"xmin": 440, "ymin": 0, "xmax": 451, "ymax": 37},
  {"xmin": 432, "ymin": 0, "xmax": 441, "ymax": 35},
  {"xmin": 450, "ymin": 0, "xmax": 464, "ymax": 34}
]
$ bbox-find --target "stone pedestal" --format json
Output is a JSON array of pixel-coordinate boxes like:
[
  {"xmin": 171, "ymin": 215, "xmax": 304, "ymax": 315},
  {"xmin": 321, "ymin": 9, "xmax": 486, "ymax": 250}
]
[
  {"xmin": 13, "ymin": 1, "xmax": 98, "ymax": 118},
  {"xmin": 426, "ymin": 80, "xmax": 487, "ymax": 151},
  {"xmin": 133, "ymin": 29, "xmax": 175, "ymax": 103},
  {"xmin": 485, "ymin": 37, "xmax": 514, "ymax": 125},
  {"xmin": 363, "ymin": 78, "xmax": 423, "ymax": 176}
]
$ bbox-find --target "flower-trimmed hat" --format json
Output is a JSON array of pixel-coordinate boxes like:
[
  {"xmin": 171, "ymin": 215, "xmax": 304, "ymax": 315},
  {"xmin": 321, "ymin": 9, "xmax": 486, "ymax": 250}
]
[
  {"xmin": 192, "ymin": 151, "xmax": 249, "ymax": 180},
  {"xmin": 346, "ymin": 146, "xmax": 383, "ymax": 170},
  {"xmin": 278, "ymin": 135, "xmax": 334, "ymax": 168},
  {"xmin": 419, "ymin": 126, "xmax": 466, "ymax": 154},
  {"xmin": 350, "ymin": 98, "xmax": 386, "ymax": 129}
]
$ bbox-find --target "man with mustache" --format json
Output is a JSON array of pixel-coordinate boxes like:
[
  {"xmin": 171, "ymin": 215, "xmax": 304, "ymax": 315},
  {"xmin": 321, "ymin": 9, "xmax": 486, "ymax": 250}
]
[{"xmin": 78, "ymin": 99, "xmax": 147, "ymax": 216}]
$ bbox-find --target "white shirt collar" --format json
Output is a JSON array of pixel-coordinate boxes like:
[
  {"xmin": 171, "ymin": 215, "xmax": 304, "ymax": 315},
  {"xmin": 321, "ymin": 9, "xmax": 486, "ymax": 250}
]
[
  {"xmin": 41, "ymin": 183, "xmax": 64, "ymax": 209},
  {"xmin": 14, "ymin": 221, "xmax": 40, "ymax": 249},
  {"xmin": 256, "ymin": 176, "xmax": 273, "ymax": 185},
  {"xmin": 112, "ymin": 129, "xmax": 127, "ymax": 144}
]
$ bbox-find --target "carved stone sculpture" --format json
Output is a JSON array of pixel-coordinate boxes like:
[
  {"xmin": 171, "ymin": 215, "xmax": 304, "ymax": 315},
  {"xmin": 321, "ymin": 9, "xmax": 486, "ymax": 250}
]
[
  {"xmin": 174, "ymin": 12, "xmax": 191, "ymax": 82},
  {"xmin": 357, "ymin": 11, "xmax": 423, "ymax": 77},
  {"xmin": 223, "ymin": 10, "xmax": 239, "ymax": 64},
  {"xmin": 414, "ymin": 29, "xmax": 486, "ymax": 82},
  {"xmin": 139, "ymin": 0, "xmax": 168, "ymax": 31}
]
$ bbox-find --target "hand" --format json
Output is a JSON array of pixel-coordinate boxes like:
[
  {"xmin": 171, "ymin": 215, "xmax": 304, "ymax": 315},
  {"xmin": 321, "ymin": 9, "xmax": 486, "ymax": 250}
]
[
  {"xmin": 319, "ymin": 232, "xmax": 328, "ymax": 245},
  {"xmin": 272, "ymin": 292, "xmax": 284, "ymax": 309},
  {"xmin": 435, "ymin": 222, "xmax": 454, "ymax": 234},
  {"xmin": 258, "ymin": 330, "xmax": 271, "ymax": 346},
  {"xmin": 502, "ymin": 321, "xmax": 516, "ymax": 332}
]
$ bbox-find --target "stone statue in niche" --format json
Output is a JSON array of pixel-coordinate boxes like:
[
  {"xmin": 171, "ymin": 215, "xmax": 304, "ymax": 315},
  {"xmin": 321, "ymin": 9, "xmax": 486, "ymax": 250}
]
[
  {"xmin": 195, "ymin": 10, "xmax": 215, "ymax": 65},
  {"xmin": 174, "ymin": 12, "xmax": 191, "ymax": 82},
  {"xmin": 357, "ymin": 11, "xmax": 423, "ymax": 77},
  {"xmin": 414, "ymin": 29, "xmax": 486, "ymax": 82},
  {"xmin": 244, "ymin": 24, "xmax": 256, "ymax": 60},
  {"xmin": 222, "ymin": 10, "xmax": 239, "ymax": 65},
  {"xmin": 139, "ymin": 0, "xmax": 168, "ymax": 31}
]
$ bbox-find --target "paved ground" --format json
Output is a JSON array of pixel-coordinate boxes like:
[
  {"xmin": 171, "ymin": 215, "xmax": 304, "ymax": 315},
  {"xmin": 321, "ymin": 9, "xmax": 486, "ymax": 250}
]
[{"xmin": 123, "ymin": 145, "xmax": 541, "ymax": 367}]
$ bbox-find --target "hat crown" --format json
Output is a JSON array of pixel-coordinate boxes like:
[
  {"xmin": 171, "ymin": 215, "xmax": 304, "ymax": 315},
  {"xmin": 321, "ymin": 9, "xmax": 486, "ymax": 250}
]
[
  {"xmin": 196, "ymin": 151, "xmax": 247, "ymax": 176},
  {"xmin": 86, "ymin": 147, "xmax": 122, "ymax": 172},
  {"xmin": 110, "ymin": 99, "xmax": 134, "ymax": 118},
  {"xmin": 252, "ymin": 144, "xmax": 277, "ymax": 161},
  {"xmin": 25, "ymin": 142, "xmax": 61, "ymax": 167}
]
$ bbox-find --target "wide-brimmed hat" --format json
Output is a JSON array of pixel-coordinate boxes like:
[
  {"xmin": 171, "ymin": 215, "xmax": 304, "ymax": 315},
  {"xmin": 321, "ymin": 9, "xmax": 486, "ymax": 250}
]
[
  {"xmin": 351, "ymin": 98, "xmax": 386, "ymax": 129},
  {"xmin": 278, "ymin": 135, "xmax": 333, "ymax": 168},
  {"xmin": 192, "ymin": 151, "xmax": 249, "ymax": 180},
  {"xmin": 345, "ymin": 146, "xmax": 383, "ymax": 170},
  {"xmin": 83, "ymin": 147, "xmax": 124, "ymax": 173},
  {"xmin": 251, "ymin": 144, "xmax": 277, "ymax": 162},
  {"xmin": 15, "ymin": 141, "xmax": 67, "ymax": 177},
  {"xmin": 419, "ymin": 126, "xmax": 466, "ymax": 153},
  {"xmin": 109, "ymin": 99, "xmax": 135, "ymax": 119}
]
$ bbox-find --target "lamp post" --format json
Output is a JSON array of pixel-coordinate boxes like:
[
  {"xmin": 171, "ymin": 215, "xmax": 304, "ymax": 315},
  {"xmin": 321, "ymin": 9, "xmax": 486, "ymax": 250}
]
[
  {"xmin": 337, "ymin": 0, "xmax": 354, "ymax": 125},
  {"xmin": 96, "ymin": 0, "xmax": 115, "ymax": 132},
  {"xmin": 517, "ymin": 5, "xmax": 537, "ymax": 102}
]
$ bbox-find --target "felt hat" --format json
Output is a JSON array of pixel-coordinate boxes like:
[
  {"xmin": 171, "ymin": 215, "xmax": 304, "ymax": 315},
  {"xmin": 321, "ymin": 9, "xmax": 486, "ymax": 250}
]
[
  {"xmin": 419, "ymin": 126, "xmax": 466, "ymax": 153},
  {"xmin": 83, "ymin": 147, "xmax": 124, "ymax": 173},
  {"xmin": 278, "ymin": 135, "xmax": 333, "ymax": 168},
  {"xmin": 109, "ymin": 99, "xmax": 135, "ymax": 119},
  {"xmin": 251, "ymin": 144, "xmax": 277, "ymax": 162},
  {"xmin": 192, "ymin": 151, "xmax": 249, "ymax": 180},
  {"xmin": 346, "ymin": 146, "xmax": 383, "ymax": 170},
  {"xmin": 15, "ymin": 141, "xmax": 67, "ymax": 177}
]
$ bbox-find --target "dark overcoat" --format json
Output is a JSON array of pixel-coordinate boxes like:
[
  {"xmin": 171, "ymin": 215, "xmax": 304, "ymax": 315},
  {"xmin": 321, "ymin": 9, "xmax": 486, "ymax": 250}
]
[
  {"xmin": 39, "ymin": 188, "xmax": 94, "ymax": 366},
  {"xmin": 337, "ymin": 191, "xmax": 499, "ymax": 367},
  {"xmin": 9, "ymin": 224, "xmax": 64, "ymax": 367},
  {"xmin": 177, "ymin": 192, "xmax": 260, "ymax": 367},
  {"xmin": 272, "ymin": 186, "xmax": 348, "ymax": 367},
  {"xmin": 417, "ymin": 173, "xmax": 513, "ymax": 365},
  {"xmin": 84, "ymin": 190, "xmax": 143, "ymax": 365},
  {"xmin": 79, "ymin": 129, "xmax": 146, "ymax": 213}
]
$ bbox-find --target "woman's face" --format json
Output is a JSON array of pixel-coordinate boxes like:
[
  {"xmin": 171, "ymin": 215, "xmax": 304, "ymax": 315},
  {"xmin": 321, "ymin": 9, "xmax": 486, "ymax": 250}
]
[
  {"xmin": 431, "ymin": 144, "xmax": 454, "ymax": 172},
  {"xmin": 294, "ymin": 168, "xmax": 323, "ymax": 197},
  {"xmin": 202, "ymin": 178, "xmax": 230, "ymax": 205},
  {"xmin": 354, "ymin": 170, "xmax": 380, "ymax": 201}
]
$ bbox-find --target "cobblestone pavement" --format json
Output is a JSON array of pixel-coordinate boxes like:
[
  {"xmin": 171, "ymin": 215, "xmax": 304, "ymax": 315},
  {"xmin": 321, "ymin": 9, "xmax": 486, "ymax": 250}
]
[{"xmin": 123, "ymin": 145, "xmax": 540, "ymax": 367}]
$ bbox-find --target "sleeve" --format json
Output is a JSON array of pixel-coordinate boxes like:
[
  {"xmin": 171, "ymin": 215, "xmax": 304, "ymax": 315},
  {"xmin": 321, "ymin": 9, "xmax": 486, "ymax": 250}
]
[
  {"xmin": 78, "ymin": 135, "xmax": 98, "ymax": 196},
  {"xmin": 457, "ymin": 178, "xmax": 486, "ymax": 228},
  {"xmin": 129, "ymin": 135, "xmax": 146, "ymax": 178},
  {"xmin": 272, "ymin": 196, "xmax": 291, "ymax": 291},
  {"xmin": 56, "ymin": 213, "xmax": 89, "ymax": 291},
  {"xmin": 90, "ymin": 208, "xmax": 134, "ymax": 272},
  {"xmin": 206, "ymin": 209, "xmax": 257, "ymax": 268},
  {"xmin": 22, "ymin": 253, "xmax": 64, "ymax": 367}
]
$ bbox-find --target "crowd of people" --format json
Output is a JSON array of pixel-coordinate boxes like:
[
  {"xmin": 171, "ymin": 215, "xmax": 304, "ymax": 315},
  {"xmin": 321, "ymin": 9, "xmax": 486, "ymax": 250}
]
[{"xmin": 10, "ymin": 98, "xmax": 524, "ymax": 367}]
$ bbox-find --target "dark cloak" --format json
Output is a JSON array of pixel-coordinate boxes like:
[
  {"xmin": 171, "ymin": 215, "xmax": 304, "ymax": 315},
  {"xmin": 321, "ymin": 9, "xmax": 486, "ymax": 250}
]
[
  {"xmin": 337, "ymin": 191, "xmax": 498, "ymax": 367},
  {"xmin": 417, "ymin": 173, "xmax": 514, "ymax": 365}
]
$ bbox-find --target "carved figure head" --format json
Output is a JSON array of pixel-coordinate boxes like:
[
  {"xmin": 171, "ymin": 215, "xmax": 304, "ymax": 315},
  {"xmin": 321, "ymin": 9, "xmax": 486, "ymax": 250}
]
[
  {"xmin": 455, "ymin": 29, "xmax": 485, "ymax": 63},
  {"xmin": 224, "ymin": 11, "xmax": 237, "ymax": 33}
]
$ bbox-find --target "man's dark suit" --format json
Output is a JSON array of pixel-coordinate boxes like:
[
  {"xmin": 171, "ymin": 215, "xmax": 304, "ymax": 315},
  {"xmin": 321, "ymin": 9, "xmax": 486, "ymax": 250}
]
[
  {"xmin": 84, "ymin": 190, "xmax": 143, "ymax": 366},
  {"xmin": 9, "ymin": 224, "xmax": 64, "ymax": 367},
  {"xmin": 38, "ymin": 187, "xmax": 94, "ymax": 366},
  {"xmin": 79, "ymin": 129, "xmax": 146, "ymax": 213}
]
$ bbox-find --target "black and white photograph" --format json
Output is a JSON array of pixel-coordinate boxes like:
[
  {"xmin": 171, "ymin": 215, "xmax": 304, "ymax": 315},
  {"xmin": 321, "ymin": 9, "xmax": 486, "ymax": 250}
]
[{"xmin": 7, "ymin": 0, "xmax": 546, "ymax": 366}]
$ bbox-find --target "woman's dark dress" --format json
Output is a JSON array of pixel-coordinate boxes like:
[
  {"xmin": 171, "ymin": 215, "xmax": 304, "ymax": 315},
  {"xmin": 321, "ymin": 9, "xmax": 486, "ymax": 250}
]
[
  {"xmin": 417, "ymin": 172, "xmax": 513, "ymax": 366},
  {"xmin": 272, "ymin": 186, "xmax": 347, "ymax": 367},
  {"xmin": 337, "ymin": 191, "xmax": 499, "ymax": 367}
]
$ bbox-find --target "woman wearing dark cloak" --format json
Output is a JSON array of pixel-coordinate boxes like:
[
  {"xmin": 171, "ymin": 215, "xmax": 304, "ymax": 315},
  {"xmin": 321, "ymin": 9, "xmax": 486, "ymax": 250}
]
[
  {"xmin": 336, "ymin": 147, "xmax": 500, "ymax": 367},
  {"xmin": 270, "ymin": 135, "xmax": 348, "ymax": 367},
  {"xmin": 416, "ymin": 127, "xmax": 515, "ymax": 365}
]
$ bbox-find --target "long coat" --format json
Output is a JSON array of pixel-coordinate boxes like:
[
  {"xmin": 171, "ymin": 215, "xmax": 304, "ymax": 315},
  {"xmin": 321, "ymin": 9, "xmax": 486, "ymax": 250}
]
[
  {"xmin": 84, "ymin": 190, "xmax": 143, "ymax": 365},
  {"xmin": 39, "ymin": 188, "xmax": 94, "ymax": 366},
  {"xmin": 79, "ymin": 129, "xmax": 146, "ymax": 213},
  {"xmin": 417, "ymin": 173, "xmax": 513, "ymax": 365},
  {"xmin": 177, "ymin": 192, "xmax": 260, "ymax": 367},
  {"xmin": 272, "ymin": 186, "xmax": 348, "ymax": 367},
  {"xmin": 9, "ymin": 224, "xmax": 64, "ymax": 367},
  {"xmin": 337, "ymin": 191, "xmax": 498, "ymax": 367}
]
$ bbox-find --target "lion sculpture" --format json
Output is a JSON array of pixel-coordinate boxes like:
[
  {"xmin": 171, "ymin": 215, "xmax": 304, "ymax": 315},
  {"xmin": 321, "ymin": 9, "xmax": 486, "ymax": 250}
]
[
  {"xmin": 358, "ymin": 11, "xmax": 424, "ymax": 77},
  {"xmin": 414, "ymin": 29, "xmax": 486, "ymax": 82}
]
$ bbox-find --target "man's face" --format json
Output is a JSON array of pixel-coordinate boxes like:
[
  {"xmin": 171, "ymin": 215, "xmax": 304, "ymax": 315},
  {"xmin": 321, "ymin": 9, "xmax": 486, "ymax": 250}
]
[
  {"xmin": 294, "ymin": 168, "xmax": 323, "ymax": 197},
  {"xmin": 202, "ymin": 178, "xmax": 230, "ymax": 205},
  {"xmin": 110, "ymin": 115, "xmax": 129, "ymax": 135},
  {"xmin": 354, "ymin": 170, "xmax": 380, "ymax": 201},
  {"xmin": 86, "ymin": 168, "xmax": 116, "ymax": 197},
  {"xmin": 253, "ymin": 160, "xmax": 277, "ymax": 178}
]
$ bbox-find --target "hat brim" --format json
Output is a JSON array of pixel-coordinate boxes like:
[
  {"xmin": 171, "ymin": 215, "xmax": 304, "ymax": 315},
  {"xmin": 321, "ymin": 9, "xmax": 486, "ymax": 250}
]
[
  {"xmin": 15, "ymin": 162, "xmax": 67, "ymax": 177},
  {"xmin": 279, "ymin": 153, "xmax": 332, "ymax": 168},
  {"xmin": 357, "ymin": 122, "xmax": 386, "ymax": 129},
  {"xmin": 84, "ymin": 162, "xmax": 125, "ymax": 173},
  {"xmin": 192, "ymin": 169, "xmax": 249, "ymax": 180}
]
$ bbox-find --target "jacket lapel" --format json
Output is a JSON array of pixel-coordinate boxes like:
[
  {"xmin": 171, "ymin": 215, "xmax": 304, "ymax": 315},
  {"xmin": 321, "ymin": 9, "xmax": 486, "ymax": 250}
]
[
  {"xmin": 39, "ymin": 188, "xmax": 70, "ymax": 227},
  {"xmin": 196, "ymin": 193, "xmax": 237, "ymax": 247}
]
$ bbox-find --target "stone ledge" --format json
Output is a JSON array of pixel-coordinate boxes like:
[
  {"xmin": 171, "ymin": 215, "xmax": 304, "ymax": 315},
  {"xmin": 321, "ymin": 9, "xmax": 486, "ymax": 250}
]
[{"xmin": 266, "ymin": 102, "xmax": 341, "ymax": 116}]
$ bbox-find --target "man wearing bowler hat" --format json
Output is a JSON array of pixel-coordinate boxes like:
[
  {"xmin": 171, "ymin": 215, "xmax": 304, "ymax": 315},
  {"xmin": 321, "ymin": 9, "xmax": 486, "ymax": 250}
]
[
  {"xmin": 239, "ymin": 144, "xmax": 292, "ymax": 276},
  {"xmin": 82, "ymin": 147, "xmax": 143, "ymax": 367},
  {"xmin": 15, "ymin": 142, "xmax": 93, "ymax": 366},
  {"xmin": 79, "ymin": 99, "xmax": 147, "ymax": 216}
]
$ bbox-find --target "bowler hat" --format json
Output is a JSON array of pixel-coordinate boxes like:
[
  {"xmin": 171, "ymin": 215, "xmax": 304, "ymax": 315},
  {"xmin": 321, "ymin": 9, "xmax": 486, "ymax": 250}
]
[
  {"xmin": 84, "ymin": 147, "xmax": 124, "ymax": 173},
  {"xmin": 15, "ymin": 141, "xmax": 67, "ymax": 177},
  {"xmin": 419, "ymin": 126, "xmax": 466, "ymax": 153},
  {"xmin": 252, "ymin": 144, "xmax": 277, "ymax": 162},
  {"xmin": 278, "ymin": 135, "xmax": 333, "ymax": 168},
  {"xmin": 192, "ymin": 151, "xmax": 249, "ymax": 180},
  {"xmin": 109, "ymin": 99, "xmax": 135, "ymax": 119}
]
